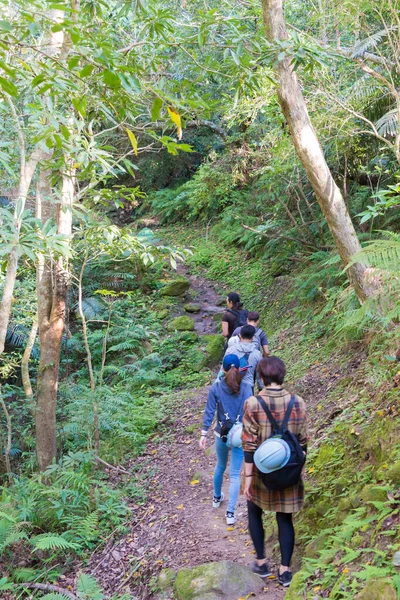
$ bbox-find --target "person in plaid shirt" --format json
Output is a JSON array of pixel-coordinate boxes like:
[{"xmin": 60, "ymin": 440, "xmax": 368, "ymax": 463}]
[{"xmin": 242, "ymin": 356, "xmax": 308, "ymax": 588}]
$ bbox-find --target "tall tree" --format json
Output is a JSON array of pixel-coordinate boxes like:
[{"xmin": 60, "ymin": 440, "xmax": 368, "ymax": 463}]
[{"xmin": 261, "ymin": 0, "xmax": 376, "ymax": 303}]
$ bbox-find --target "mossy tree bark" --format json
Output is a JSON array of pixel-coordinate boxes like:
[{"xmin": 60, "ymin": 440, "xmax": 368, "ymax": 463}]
[{"xmin": 261, "ymin": 0, "xmax": 377, "ymax": 303}]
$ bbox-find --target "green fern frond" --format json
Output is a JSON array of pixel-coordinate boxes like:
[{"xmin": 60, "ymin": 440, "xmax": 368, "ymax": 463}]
[
  {"xmin": 30, "ymin": 533, "xmax": 80, "ymax": 551},
  {"xmin": 76, "ymin": 573, "xmax": 104, "ymax": 600}
]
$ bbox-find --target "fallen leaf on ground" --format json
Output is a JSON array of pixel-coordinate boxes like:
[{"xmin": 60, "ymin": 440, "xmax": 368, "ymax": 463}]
[{"xmin": 190, "ymin": 479, "xmax": 199, "ymax": 485}]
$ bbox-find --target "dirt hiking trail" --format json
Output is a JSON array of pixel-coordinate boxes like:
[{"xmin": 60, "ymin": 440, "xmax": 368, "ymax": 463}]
[{"xmin": 84, "ymin": 266, "xmax": 365, "ymax": 599}]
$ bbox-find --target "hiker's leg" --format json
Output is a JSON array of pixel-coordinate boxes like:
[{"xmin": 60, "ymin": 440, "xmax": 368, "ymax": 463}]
[
  {"xmin": 213, "ymin": 436, "xmax": 228, "ymax": 498},
  {"xmin": 227, "ymin": 446, "xmax": 243, "ymax": 513},
  {"xmin": 276, "ymin": 512, "xmax": 295, "ymax": 569},
  {"xmin": 247, "ymin": 500, "xmax": 265, "ymax": 560}
]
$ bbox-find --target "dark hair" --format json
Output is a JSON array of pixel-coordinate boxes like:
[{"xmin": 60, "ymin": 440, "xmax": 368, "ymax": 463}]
[
  {"xmin": 247, "ymin": 311, "xmax": 259, "ymax": 322},
  {"xmin": 224, "ymin": 366, "xmax": 241, "ymax": 393},
  {"xmin": 257, "ymin": 356, "xmax": 286, "ymax": 386},
  {"xmin": 227, "ymin": 292, "xmax": 241, "ymax": 309},
  {"xmin": 240, "ymin": 324, "xmax": 256, "ymax": 340}
]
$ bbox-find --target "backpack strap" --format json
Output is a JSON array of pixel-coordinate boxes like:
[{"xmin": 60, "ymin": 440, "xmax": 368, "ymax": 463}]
[
  {"xmin": 281, "ymin": 395, "xmax": 296, "ymax": 432},
  {"xmin": 256, "ymin": 395, "xmax": 280, "ymax": 433},
  {"xmin": 256, "ymin": 394, "xmax": 296, "ymax": 433}
]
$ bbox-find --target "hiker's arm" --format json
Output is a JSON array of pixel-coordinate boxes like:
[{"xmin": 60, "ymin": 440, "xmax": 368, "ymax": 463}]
[
  {"xmin": 222, "ymin": 321, "xmax": 229, "ymax": 338},
  {"xmin": 200, "ymin": 387, "xmax": 217, "ymax": 448},
  {"xmin": 262, "ymin": 344, "xmax": 269, "ymax": 356}
]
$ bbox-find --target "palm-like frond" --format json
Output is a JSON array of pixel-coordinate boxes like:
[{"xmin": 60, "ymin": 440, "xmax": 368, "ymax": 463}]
[
  {"xmin": 375, "ymin": 109, "xmax": 398, "ymax": 136},
  {"xmin": 351, "ymin": 28, "xmax": 395, "ymax": 58}
]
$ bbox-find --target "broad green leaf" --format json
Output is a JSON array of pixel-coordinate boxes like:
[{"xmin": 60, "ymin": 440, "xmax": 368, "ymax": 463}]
[
  {"xmin": 126, "ymin": 129, "xmax": 138, "ymax": 156},
  {"xmin": 0, "ymin": 76, "xmax": 18, "ymax": 97},
  {"xmin": 80, "ymin": 65, "xmax": 94, "ymax": 78},
  {"xmin": 68, "ymin": 56, "xmax": 80, "ymax": 70},
  {"xmin": 167, "ymin": 107, "xmax": 182, "ymax": 140},
  {"xmin": 103, "ymin": 70, "xmax": 120, "ymax": 89},
  {"xmin": 151, "ymin": 97, "xmax": 162, "ymax": 121},
  {"xmin": 72, "ymin": 96, "xmax": 87, "ymax": 117}
]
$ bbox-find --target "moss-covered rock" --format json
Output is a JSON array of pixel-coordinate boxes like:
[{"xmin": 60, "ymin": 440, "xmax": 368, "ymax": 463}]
[
  {"xmin": 360, "ymin": 484, "xmax": 387, "ymax": 503},
  {"xmin": 157, "ymin": 309, "xmax": 169, "ymax": 320},
  {"xmin": 304, "ymin": 532, "xmax": 330, "ymax": 558},
  {"xmin": 160, "ymin": 278, "xmax": 190, "ymax": 296},
  {"xmin": 158, "ymin": 568, "xmax": 176, "ymax": 590},
  {"xmin": 386, "ymin": 461, "xmax": 400, "ymax": 485},
  {"xmin": 167, "ymin": 316, "xmax": 195, "ymax": 332},
  {"xmin": 173, "ymin": 561, "xmax": 263, "ymax": 600},
  {"xmin": 201, "ymin": 334, "xmax": 225, "ymax": 368},
  {"xmin": 355, "ymin": 578, "xmax": 397, "ymax": 600},
  {"xmin": 184, "ymin": 303, "xmax": 201, "ymax": 313}
]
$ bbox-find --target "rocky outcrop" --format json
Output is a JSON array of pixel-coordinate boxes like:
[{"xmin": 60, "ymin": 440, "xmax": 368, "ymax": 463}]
[
  {"xmin": 160, "ymin": 278, "xmax": 190, "ymax": 296},
  {"xmin": 173, "ymin": 561, "xmax": 264, "ymax": 600}
]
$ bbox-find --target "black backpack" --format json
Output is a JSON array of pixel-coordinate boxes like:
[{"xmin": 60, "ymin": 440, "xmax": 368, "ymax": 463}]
[
  {"xmin": 228, "ymin": 308, "xmax": 248, "ymax": 329},
  {"xmin": 256, "ymin": 395, "xmax": 306, "ymax": 491}
]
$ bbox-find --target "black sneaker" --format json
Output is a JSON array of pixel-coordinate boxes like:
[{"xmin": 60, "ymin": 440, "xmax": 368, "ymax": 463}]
[
  {"xmin": 251, "ymin": 561, "xmax": 272, "ymax": 578},
  {"xmin": 278, "ymin": 570, "xmax": 292, "ymax": 587}
]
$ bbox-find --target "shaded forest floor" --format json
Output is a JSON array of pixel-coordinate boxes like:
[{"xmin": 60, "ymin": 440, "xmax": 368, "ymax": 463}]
[{"xmin": 72, "ymin": 264, "xmax": 369, "ymax": 600}]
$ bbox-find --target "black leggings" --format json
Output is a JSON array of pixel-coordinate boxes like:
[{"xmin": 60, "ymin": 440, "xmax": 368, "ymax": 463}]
[{"xmin": 247, "ymin": 500, "xmax": 295, "ymax": 567}]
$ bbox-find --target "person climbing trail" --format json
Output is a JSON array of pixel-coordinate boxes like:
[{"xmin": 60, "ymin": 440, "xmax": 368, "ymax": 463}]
[
  {"xmin": 230, "ymin": 311, "xmax": 269, "ymax": 356},
  {"xmin": 222, "ymin": 324, "xmax": 263, "ymax": 392},
  {"xmin": 199, "ymin": 354, "xmax": 253, "ymax": 526},
  {"xmin": 242, "ymin": 356, "xmax": 308, "ymax": 588},
  {"xmin": 222, "ymin": 292, "xmax": 248, "ymax": 342}
]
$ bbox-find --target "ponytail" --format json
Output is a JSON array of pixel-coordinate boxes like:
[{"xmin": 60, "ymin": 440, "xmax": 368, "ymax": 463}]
[{"xmin": 224, "ymin": 366, "xmax": 241, "ymax": 394}]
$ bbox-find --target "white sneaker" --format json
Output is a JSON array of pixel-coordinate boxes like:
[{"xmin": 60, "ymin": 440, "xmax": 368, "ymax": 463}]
[
  {"xmin": 226, "ymin": 511, "xmax": 236, "ymax": 525},
  {"xmin": 212, "ymin": 491, "xmax": 224, "ymax": 508}
]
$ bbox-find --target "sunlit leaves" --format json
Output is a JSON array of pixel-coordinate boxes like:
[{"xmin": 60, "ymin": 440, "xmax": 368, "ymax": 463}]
[
  {"xmin": 167, "ymin": 107, "xmax": 182, "ymax": 140},
  {"xmin": 126, "ymin": 129, "xmax": 138, "ymax": 155},
  {"xmin": 151, "ymin": 97, "xmax": 162, "ymax": 121}
]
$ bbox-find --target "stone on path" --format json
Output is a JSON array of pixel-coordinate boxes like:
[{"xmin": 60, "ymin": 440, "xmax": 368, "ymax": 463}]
[
  {"xmin": 174, "ymin": 560, "xmax": 264, "ymax": 600},
  {"xmin": 167, "ymin": 316, "xmax": 195, "ymax": 332},
  {"xmin": 184, "ymin": 303, "xmax": 201, "ymax": 313},
  {"xmin": 160, "ymin": 278, "xmax": 190, "ymax": 296}
]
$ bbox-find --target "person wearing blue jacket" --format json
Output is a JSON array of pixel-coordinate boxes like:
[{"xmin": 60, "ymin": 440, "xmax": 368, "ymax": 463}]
[{"xmin": 199, "ymin": 354, "xmax": 253, "ymax": 525}]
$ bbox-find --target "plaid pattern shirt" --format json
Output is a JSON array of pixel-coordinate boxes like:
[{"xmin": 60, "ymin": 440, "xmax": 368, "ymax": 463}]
[{"xmin": 242, "ymin": 388, "xmax": 308, "ymax": 513}]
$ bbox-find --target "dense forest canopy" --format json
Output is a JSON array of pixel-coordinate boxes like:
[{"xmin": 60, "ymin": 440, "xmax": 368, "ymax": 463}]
[{"xmin": 0, "ymin": 0, "xmax": 399, "ymax": 598}]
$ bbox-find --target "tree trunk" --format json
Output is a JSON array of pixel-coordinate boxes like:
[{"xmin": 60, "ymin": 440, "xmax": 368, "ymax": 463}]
[
  {"xmin": 35, "ymin": 163, "xmax": 73, "ymax": 472},
  {"xmin": 262, "ymin": 0, "xmax": 376, "ymax": 303}
]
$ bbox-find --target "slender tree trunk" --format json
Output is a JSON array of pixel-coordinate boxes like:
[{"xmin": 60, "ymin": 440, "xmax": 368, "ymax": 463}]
[
  {"xmin": 35, "ymin": 162, "xmax": 74, "ymax": 471},
  {"xmin": 262, "ymin": 0, "xmax": 376, "ymax": 303},
  {"xmin": 0, "ymin": 394, "xmax": 12, "ymax": 484}
]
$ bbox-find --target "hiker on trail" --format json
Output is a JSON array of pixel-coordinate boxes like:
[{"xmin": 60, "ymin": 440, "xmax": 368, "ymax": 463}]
[
  {"xmin": 222, "ymin": 292, "xmax": 248, "ymax": 341},
  {"xmin": 230, "ymin": 311, "xmax": 269, "ymax": 356},
  {"xmin": 222, "ymin": 324, "xmax": 263, "ymax": 392},
  {"xmin": 199, "ymin": 354, "xmax": 253, "ymax": 526},
  {"xmin": 242, "ymin": 356, "xmax": 308, "ymax": 588}
]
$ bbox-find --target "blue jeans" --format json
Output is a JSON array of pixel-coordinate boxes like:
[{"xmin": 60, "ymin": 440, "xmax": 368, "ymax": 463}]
[{"xmin": 214, "ymin": 435, "xmax": 244, "ymax": 513}]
